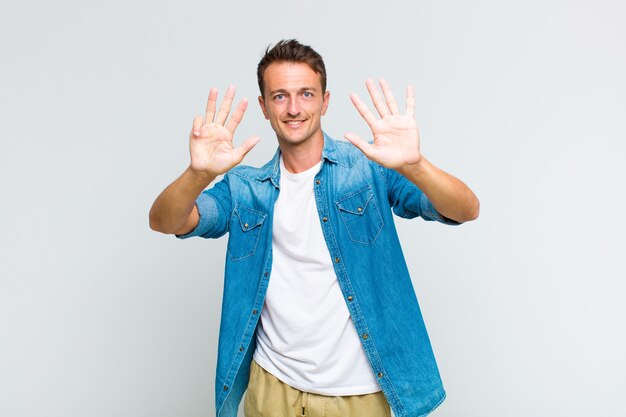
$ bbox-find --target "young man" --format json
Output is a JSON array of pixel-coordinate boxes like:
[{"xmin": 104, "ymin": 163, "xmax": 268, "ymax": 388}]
[{"xmin": 150, "ymin": 39, "xmax": 479, "ymax": 417}]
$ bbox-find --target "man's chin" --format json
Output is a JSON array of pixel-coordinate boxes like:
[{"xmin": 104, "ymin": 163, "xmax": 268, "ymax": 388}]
[
  {"xmin": 278, "ymin": 136, "xmax": 306, "ymax": 146},
  {"xmin": 277, "ymin": 130, "xmax": 308, "ymax": 144},
  {"xmin": 275, "ymin": 126, "xmax": 322, "ymax": 147}
]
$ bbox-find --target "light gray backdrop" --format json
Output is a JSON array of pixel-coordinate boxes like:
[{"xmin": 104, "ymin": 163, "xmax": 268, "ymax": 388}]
[{"xmin": 1, "ymin": 0, "xmax": 625, "ymax": 416}]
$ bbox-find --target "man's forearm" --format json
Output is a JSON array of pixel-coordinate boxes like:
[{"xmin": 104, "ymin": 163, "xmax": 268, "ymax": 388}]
[
  {"xmin": 398, "ymin": 157, "xmax": 479, "ymax": 223},
  {"xmin": 149, "ymin": 167, "xmax": 217, "ymax": 234}
]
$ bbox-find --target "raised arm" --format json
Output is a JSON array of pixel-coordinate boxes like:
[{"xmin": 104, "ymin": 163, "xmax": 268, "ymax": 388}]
[
  {"xmin": 149, "ymin": 86, "xmax": 260, "ymax": 234},
  {"xmin": 344, "ymin": 79, "xmax": 479, "ymax": 223}
]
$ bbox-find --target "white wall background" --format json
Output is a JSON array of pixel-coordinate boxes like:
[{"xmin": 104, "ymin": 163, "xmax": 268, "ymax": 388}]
[{"xmin": 1, "ymin": 1, "xmax": 625, "ymax": 416}]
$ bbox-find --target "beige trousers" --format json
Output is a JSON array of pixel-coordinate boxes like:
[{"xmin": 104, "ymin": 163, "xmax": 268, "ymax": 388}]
[{"xmin": 244, "ymin": 360, "xmax": 391, "ymax": 417}]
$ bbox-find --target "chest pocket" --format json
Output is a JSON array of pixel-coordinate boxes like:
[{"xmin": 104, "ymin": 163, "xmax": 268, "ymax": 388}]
[
  {"xmin": 227, "ymin": 204, "xmax": 267, "ymax": 261},
  {"xmin": 336, "ymin": 185, "xmax": 384, "ymax": 245}
]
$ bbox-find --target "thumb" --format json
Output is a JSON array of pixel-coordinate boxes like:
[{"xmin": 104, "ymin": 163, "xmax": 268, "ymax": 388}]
[
  {"xmin": 234, "ymin": 135, "xmax": 261, "ymax": 162},
  {"xmin": 191, "ymin": 116, "xmax": 204, "ymax": 137},
  {"xmin": 344, "ymin": 132, "xmax": 374, "ymax": 156}
]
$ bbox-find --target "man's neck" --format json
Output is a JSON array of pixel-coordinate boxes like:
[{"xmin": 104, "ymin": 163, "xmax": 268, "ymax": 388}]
[{"xmin": 278, "ymin": 134, "xmax": 324, "ymax": 174}]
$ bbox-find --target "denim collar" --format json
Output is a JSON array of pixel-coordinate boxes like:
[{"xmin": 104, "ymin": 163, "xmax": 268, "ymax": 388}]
[{"xmin": 256, "ymin": 131, "xmax": 343, "ymax": 187}]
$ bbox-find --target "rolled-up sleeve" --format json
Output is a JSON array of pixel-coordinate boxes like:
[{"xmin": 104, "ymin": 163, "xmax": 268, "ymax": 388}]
[
  {"xmin": 383, "ymin": 165, "xmax": 460, "ymax": 225},
  {"xmin": 176, "ymin": 176, "xmax": 232, "ymax": 239},
  {"xmin": 418, "ymin": 192, "xmax": 460, "ymax": 225}
]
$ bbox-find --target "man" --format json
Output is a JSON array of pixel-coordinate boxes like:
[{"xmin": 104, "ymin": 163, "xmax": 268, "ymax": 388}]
[{"xmin": 150, "ymin": 39, "xmax": 479, "ymax": 417}]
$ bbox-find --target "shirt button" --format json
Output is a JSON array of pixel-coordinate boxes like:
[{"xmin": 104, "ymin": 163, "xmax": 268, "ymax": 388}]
[
  {"xmin": 253, "ymin": 309, "xmax": 258, "ymax": 315},
  {"xmin": 362, "ymin": 333, "xmax": 368, "ymax": 340},
  {"xmin": 378, "ymin": 372, "xmax": 384, "ymax": 378},
  {"xmin": 334, "ymin": 257, "xmax": 340, "ymax": 263},
  {"xmin": 243, "ymin": 223, "xmax": 249, "ymax": 229},
  {"xmin": 347, "ymin": 295, "xmax": 353, "ymax": 301},
  {"xmin": 357, "ymin": 207, "xmax": 363, "ymax": 212},
  {"xmin": 322, "ymin": 217, "xmax": 328, "ymax": 222},
  {"xmin": 239, "ymin": 347, "xmax": 244, "ymax": 352},
  {"xmin": 264, "ymin": 272, "xmax": 269, "ymax": 277},
  {"xmin": 316, "ymin": 179, "xmax": 321, "ymax": 185},
  {"xmin": 223, "ymin": 385, "xmax": 229, "ymax": 391}
]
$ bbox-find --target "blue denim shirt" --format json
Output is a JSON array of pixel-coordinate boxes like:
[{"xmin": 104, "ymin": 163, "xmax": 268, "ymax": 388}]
[{"xmin": 178, "ymin": 133, "xmax": 458, "ymax": 417}]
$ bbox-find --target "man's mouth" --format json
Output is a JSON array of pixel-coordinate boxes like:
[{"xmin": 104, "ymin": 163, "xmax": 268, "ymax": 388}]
[{"xmin": 284, "ymin": 120, "xmax": 305, "ymax": 128}]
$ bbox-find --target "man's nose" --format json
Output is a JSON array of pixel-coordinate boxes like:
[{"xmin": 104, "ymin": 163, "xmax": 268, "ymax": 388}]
[{"xmin": 287, "ymin": 98, "xmax": 300, "ymax": 116}]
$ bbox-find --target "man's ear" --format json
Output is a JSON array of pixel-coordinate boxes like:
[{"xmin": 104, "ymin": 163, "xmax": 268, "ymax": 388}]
[
  {"xmin": 321, "ymin": 90, "xmax": 330, "ymax": 116},
  {"xmin": 258, "ymin": 96, "xmax": 269, "ymax": 120}
]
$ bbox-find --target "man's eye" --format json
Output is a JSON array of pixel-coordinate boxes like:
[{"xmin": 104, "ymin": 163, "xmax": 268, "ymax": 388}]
[
  {"xmin": 274, "ymin": 94, "xmax": 285, "ymax": 100},
  {"xmin": 303, "ymin": 92, "xmax": 313, "ymax": 98}
]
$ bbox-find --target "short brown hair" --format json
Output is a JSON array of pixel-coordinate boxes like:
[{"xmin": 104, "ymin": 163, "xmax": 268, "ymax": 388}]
[{"xmin": 257, "ymin": 39, "xmax": 327, "ymax": 97}]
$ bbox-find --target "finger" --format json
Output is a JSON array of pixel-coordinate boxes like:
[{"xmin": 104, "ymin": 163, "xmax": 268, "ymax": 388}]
[
  {"xmin": 192, "ymin": 116, "xmax": 203, "ymax": 136},
  {"xmin": 350, "ymin": 93, "xmax": 377, "ymax": 127},
  {"xmin": 233, "ymin": 135, "xmax": 261, "ymax": 162},
  {"xmin": 205, "ymin": 88, "xmax": 218, "ymax": 124},
  {"xmin": 366, "ymin": 78, "xmax": 390, "ymax": 118},
  {"xmin": 215, "ymin": 85, "xmax": 236, "ymax": 126},
  {"xmin": 344, "ymin": 132, "xmax": 375, "ymax": 156},
  {"xmin": 406, "ymin": 84, "xmax": 415, "ymax": 118},
  {"xmin": 379, "ymin": 79, "xmax": 400, "ymax": 115},
  {"xmin": 226, "ymin": 98, "xmax": 248, "ymax": 134}
]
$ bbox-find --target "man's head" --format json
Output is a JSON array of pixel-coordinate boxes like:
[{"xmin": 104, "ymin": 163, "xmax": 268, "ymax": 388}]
[
  {"xmin": 257, "ymin": 39, "xmax": 327, "ymax": 98},
  {"xmin": 257, "ymin": 40, "xmax": 330, "ymax": 149}
]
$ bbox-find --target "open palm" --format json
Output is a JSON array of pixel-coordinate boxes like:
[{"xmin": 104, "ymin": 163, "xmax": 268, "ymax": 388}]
[
  {"xmin": 345, "ymin": 79, "xmax": 421, "ymax": 169},
  {"xmin": 189, "ymin": 86, "xmax": 260, "ymax": 176}
]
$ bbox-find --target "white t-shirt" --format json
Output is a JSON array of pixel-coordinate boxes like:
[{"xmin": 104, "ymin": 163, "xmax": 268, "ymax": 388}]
[{"xmin": 253, "ymin": 157, "xmax": 380, "ymax": 396}]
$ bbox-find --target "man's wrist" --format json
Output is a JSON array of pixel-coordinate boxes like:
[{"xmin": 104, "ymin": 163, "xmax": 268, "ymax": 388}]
[
  {"xmin": 397, "ymin": 156, "xmax": 428, "ymax": 179},
  {"xmin": 186, "ymin": 166, "xmax": 218, "ymax": 189}
]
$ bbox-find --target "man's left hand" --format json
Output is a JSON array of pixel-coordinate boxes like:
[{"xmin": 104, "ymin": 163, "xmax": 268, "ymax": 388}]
[{"xmin": 345, "ymin": 79, "xmax": 421, "ymax": 170}]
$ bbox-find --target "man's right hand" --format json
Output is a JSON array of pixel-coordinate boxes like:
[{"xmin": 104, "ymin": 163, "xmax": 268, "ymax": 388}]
[
  {"xmin": 189, "ymin": 86, "xmax": 260, "ymax": 177},
  {"xmin": 149, "ymin": 86, "xmax": 260, "ymax": 235}
]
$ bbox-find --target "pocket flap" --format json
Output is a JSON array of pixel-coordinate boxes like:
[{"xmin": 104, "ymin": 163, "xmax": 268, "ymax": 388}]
[
  {"xmin": 233, "ymin": 205, "xmax": 266, "ymax": 231},
  {"xmin": 336, "ymin": 187, "xmax": 374, "ymax": 216}
]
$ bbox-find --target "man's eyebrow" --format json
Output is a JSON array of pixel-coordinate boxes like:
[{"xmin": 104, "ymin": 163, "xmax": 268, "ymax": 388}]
[{"xmin": 269, "ymin": 87, "xmax": 320, "ymax": 95}]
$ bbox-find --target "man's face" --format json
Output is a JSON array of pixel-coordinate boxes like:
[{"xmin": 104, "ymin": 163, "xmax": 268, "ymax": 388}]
[{"xmin": 258, "ymin": 62, "xmax": 330, "ymax": 148}]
